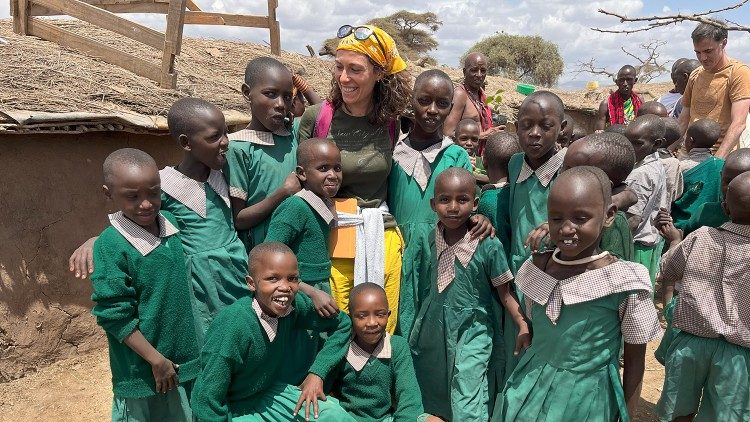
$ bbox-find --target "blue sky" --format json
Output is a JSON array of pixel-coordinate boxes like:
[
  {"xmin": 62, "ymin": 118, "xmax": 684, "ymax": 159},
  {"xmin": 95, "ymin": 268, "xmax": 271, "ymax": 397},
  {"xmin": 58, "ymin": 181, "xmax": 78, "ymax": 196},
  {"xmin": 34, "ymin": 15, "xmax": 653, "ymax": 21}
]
[{"xmin": 3, "ymin": 1, "xmax": 750, "ymax": 88}]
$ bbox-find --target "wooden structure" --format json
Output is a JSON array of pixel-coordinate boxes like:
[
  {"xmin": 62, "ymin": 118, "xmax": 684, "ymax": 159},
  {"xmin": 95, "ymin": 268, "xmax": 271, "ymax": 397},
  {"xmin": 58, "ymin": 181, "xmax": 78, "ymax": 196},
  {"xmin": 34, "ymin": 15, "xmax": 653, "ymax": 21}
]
[{"xmin": 9, "ymin": 0, "xmax": 281, "ymax": 88}]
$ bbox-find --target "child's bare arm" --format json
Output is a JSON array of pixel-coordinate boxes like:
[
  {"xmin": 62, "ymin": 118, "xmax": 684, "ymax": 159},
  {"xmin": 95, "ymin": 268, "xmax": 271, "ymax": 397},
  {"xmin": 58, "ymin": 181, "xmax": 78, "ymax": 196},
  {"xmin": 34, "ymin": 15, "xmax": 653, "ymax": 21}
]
[
  {"xmin": 298, "ymin": 283, "xmax": 339, "ymax": 318},
  {"xmin": 612, "ymin": 188, "xmax": 637, "ymax": 211},
  {"xmin": 68, "ymin": 236, "xmax": 98, "ymax": 278},
  {"xmin": 443, "ymin": 90, "xmax": 467, "ymax": 137},
  {"xmin": 496, "ymin": 283, "xmax": 531, "ymax": 355},
  {"xmin": 622, "ymin": 342, "xmax": 647, "ymax": 419},
  {"xmin": 626, "ymin": 212, "xmax": 641, "ymax": 234},
  {"xmin": 123, "ymin": 329, "xmax": 178, "ymax": 393},
  {"xmin": 231, "ymin": 173, "xmax": 301, "ymax": 230},
  {"xmin": 655, "ymin": 208, "xmax": 683, "ymax": 248}
]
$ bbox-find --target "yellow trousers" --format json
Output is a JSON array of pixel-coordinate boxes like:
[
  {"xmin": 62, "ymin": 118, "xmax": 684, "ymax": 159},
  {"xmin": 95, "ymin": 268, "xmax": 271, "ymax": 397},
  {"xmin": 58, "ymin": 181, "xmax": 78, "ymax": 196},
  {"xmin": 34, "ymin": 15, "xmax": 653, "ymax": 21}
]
[{"xmin": 330, "ymin": 227, "xmax": 403, "ymax": 333}]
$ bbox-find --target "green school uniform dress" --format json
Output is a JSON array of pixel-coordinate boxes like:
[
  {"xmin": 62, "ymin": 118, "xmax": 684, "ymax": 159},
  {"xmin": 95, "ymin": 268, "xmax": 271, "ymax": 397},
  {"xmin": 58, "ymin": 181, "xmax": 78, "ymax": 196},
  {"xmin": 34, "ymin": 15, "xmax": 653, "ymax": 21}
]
[
  {"xmin": 600, "ymin": 211, "xmax": 635, "ymax": 262},
  {"xmin": 672, "ymin": 156, "xmax": 724, "ymax": 230},
  {"xmin": 224, "ymin": 128, "xmax": 297, "ymax": 251},
  {"xmin": 190, "ymin": 295, "xmax": 354, "ymax": 422},
  {"xmin": 159, "ymin": 167, "xmax": 250, "ymax": 346},
  {"xmin": 507, "ymin": 149, "xmax": 566, "ymax": 275},
  {"xmin": 326, "ymin": 334, "xmax": 425, "ymax": 422},
  {"xmin": 494, "ymin": 257, "xmax": 662, "ymax": 422},
  {"xmin": 410, "ymin": 225, "xmax": 513, "ymax": 421},
  {"xmin": 265, "ymin": 189, "xmax": 337, "ymax": 385},
  {"xmin": 90, "ymin": 211, "xmax": 200, "ymax": 421},
  {"xmin": 682, "ymin": 201, "xmax": 729, "ymax": 236},
  {"xmin": 388, "ymin": 136, "xmax": 472, "ymax": 336}
]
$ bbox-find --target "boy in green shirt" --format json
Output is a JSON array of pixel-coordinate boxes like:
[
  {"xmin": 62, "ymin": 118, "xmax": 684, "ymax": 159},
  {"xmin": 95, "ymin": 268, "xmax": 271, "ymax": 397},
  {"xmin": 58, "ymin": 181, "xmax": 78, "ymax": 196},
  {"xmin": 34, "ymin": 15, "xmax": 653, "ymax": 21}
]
[
  {"xmin": 191, "ymin": 242, "xmax": 354, "ymax": 421},
  {"xmin": 91, "ymin": 149, "xmax": 199, "ymax": 421},
  {"xmin": 454, "ymin": 118, "xmax": 489, "ymax": 184}
]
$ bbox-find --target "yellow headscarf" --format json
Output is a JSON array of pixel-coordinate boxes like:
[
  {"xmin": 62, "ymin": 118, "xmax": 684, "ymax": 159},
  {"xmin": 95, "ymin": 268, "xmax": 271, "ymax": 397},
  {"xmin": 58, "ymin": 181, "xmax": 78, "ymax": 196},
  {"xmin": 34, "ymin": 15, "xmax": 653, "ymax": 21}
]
[{"xmin": 336, "ymin": 25, "xmax": 407, "ymax": 75}]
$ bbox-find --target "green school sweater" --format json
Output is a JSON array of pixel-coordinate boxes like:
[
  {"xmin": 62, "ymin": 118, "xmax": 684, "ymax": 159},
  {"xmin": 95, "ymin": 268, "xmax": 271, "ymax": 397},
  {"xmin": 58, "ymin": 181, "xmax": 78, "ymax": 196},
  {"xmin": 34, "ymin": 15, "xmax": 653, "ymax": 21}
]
[
  {"xmin": 264, "ymin": 195, "xmax": 331, "ymax": 285},
  {"xmin": 191, "ymin": 295, "xmax": 351, "ymax": 421},
  {"xmin": 683, "ymin": 201, "xmax": 729, "ymax": 236},
  {"xmin": 90, "ymin": 211, "xmax": 199, "ymax": 398},
  {"xmin": 600, "ymin": 211, "xmax": 635, "ymax": 261},
  {"xmin": 326, "ymin": 335, "xmax": 424, "ymax": 422},
  {"xmin": 477, "ymin": 184, "xmax": 512, "ymax": 262}
]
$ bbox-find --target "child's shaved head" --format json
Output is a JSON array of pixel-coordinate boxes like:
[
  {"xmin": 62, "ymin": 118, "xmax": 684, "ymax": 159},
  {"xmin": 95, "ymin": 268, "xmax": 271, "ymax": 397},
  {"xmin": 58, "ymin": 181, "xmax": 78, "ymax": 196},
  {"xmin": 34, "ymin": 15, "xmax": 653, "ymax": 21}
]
[
  {"xmin": 687, "ymin": 118, "xmax": 721, "ymax": 149},
  {"xmin": 629, "ymin": 114, "xmax": 666, "ymax": 141},
  {"xmin": 519, "ymin": 91, "xmax": 565, "ymax": 121},
  {"xmin": 415, "ymin": 69, "xmax": 454, "ymax": 95},
  {"xmin": 564, "ymin": 132, "xmax": 635, "ymax": 185},
  {"xmin": 456, "ymin": 118, "xmax": 480, "ymax": 134},
  {"xmin": 349, "ymin": 282, "xmax": 388, "ymax": 314},
  {"xmin": 296, "ymin": 137, "xmax": 339, "ymax": 168},
  {"xmin": 167, "ymin": 97, "xmax": 223, "ymax": 141},
  {"xmin": 605, "ymin": 124, "xmax": 626, "ymax": 135},
  {"xmin": 556, "ymin": 166, "xmax": 612, "ymax": 208},
  {"xmin": 483, "ymin": 131, "xmax": 520, "ymax": 170},
  {"xmin": 662, "ymin": 117, "xmax": 683, "ymax": 148},
  {"xmin": 103, "ymin": 148, "xmax": 157, "ymax": 188},
  {"xmin": 435, "ymin": 167, "xmax": 476, "ymax": 196},
  {"xmin": 248, "ymin": 241, "xmax": 295, "ymax": 277},
  {"xmin": 637, "ymin": 101, "xmax": 669, "ymax": 118},
  {"xmin": 725, "ymin": 171, "xmax": 750, "ymax": 223},
  {"xmin": 244, "ymin": 56, "xmax": 289, "ymax": 88}
]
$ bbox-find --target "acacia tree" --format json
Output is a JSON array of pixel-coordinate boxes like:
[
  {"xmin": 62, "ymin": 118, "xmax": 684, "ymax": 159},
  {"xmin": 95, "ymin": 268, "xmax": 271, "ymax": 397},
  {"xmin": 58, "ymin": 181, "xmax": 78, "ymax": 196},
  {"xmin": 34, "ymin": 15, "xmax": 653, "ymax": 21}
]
[
  {"xmin": 465, "ymin": 33, "xmax": 564, "ymax": 87},
  {"xmin": 576, "ymin": 40, "xmax": 670, "ymax": 83},
  {"xmin": 319, "ymin": 10, "xmax": 442, "ymax": 65}
]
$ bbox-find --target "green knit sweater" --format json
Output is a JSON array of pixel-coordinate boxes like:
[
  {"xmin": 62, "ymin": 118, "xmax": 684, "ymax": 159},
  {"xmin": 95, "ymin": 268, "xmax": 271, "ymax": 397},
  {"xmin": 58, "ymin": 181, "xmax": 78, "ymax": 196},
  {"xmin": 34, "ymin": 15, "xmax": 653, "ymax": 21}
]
[
  {"xmin": 90, "ymin": 211, "xmax": 199, "ymax": 398},
  {"xmin": 191, "ymin": 295, "xmax": 352, "ymax": 421},
  {"xmin": 326, "ymin": 335, "xmax": 424, "ymax": 422},
  {"xmin": 264, "ymin": 195, "xmax": 331, "ymax": 285}
]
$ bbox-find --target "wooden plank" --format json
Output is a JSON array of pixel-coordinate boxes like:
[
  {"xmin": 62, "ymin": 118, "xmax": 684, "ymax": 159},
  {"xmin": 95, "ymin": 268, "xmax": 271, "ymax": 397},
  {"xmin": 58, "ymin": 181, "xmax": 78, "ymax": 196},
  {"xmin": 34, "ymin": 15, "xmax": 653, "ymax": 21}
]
[
  {"xmin": 17, "ymin": 0, "xmax": 30, "ymax": 35},
  {"xmin": 30, "ymin": 2, "xmax": 170, "ymax": 14},
  {"xmin": 185, "ymin": 0, "xmax": 201, "ymax": 11},
  {"xmin": 32, "ymin": 0, "xmax": 166, "ymax": 50},
  {"xmin": 267, "ymin": 0, "xmax": 279, "ymax": 55},
  {"xmin": 160, "ymin": 0, "xmax": 187, "ymax": 88},
  {"xmin": 183, "ymin": 12, "xmax": 268, "ymax": 27},
  {"xmin": 26, "ymin": 18, "xmax": 163, "ymax": 83}
]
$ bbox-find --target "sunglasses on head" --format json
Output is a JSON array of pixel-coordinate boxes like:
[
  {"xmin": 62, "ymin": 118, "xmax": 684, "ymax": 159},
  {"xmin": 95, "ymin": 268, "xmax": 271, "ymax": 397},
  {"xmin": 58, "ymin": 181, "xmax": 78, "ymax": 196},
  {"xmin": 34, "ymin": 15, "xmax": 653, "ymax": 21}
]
[{"xmin": 337, "ymin": 25, "xmax": 387, "ymax": 58}]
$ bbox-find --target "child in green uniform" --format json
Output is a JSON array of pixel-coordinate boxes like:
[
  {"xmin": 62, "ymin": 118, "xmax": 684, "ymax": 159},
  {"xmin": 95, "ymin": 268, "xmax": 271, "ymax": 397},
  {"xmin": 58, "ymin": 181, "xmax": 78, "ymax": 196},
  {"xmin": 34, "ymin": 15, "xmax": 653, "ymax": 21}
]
[
  {"xmin": 91, "ymin": 149, "xmax": 200, "ymax": 421},
  {"xmin": 191, "ymin": 242, "xmax": 354, "ymax": 422},
  {"xmin": 326, "ymin": 283, "xmax": 432, "ymax": 422},
  {"xmin": 454, "ymin": 118, "xmax": 488, "ymax": 184},
  {"xmin": 507, "ymin": 91, "xmax": 569, "ymax": 275},
  {"xmin": 224, "ymin": 57, "xmax": 301, "ymax": 252},
  {"xmin": 387, "ymin": 70, "xmax": 473, "ymax": 336},
  {"xmin": 656, "ymin": 172, "xmax": 750, "ymax": 422},
  {"xmin": 495, "ymin": 167, "xmax": 662, "ymax": 422},
  {"xmin": 410, "ymin": 168, "xmax": 528, "ymax": 421},
  {"xmin": 624, "ymin": 115, "xmax": 668, "ymax": 284},
  {"xmin": 265, "ymin": 138, "xmax": 343, "ymax": 384},
  {"xmin": 671, "ymin": 118, "xmax": 724, "ymax": 230}
]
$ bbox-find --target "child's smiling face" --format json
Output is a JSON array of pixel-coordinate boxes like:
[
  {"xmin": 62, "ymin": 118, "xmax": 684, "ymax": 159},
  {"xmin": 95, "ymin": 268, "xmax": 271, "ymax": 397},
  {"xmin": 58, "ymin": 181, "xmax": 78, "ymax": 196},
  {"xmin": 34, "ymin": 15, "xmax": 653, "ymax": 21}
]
[
  {"xmin": 411, "ymin": 76, "xmax": 453, "ymax": 137},
  {"xmin": 297, "ymin": 141, "xmax": 343, "ymax": 199},
  {"xmin": 349, "ymin": 289, "xmax": 390, "ymax": 350},
  {"xmin": 104, "ymin": 163, "xmax": 161, "ymax": 230},
  {"xmin": 516, "ymin": 97, "xmax": 564, "ymax": 168},
  {"xmin": 455, "ymin": 122, "xmax": 480, "ymax": 155},
  {"xmin": 430, "ymin": 174, "xmax": 478, "ymax": 230},
  {"xmin": 246, "ymin": 251, "xmax": 299, "ymax": 317},
  {"xmin": 243, "ymin": 67, "xmax": 294, "ymax": 133},
  {"xmin": 182, "ymin": 107, "xmax": 229, "ymax": 170}
]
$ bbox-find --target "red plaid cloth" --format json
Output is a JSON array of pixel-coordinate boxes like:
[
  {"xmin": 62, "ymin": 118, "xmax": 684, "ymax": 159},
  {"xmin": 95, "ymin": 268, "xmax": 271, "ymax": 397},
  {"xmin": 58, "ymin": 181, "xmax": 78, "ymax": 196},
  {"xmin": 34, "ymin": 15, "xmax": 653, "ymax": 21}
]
[{"xmin": 607, "ymin": 91, "xmax": 643, "ymax": 125}]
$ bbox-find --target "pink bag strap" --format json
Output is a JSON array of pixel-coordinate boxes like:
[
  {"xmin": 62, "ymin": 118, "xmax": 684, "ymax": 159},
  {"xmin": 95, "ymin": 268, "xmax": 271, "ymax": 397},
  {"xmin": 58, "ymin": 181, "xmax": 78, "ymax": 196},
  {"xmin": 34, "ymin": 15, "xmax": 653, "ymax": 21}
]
[{"xmin": 314, "ymin": 100, "xmax": 398, "ymax": 148}]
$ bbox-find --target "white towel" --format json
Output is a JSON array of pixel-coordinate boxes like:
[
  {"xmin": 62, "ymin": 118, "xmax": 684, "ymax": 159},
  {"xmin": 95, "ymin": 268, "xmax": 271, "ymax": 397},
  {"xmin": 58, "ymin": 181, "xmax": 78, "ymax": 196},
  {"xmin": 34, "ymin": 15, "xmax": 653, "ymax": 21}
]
[{"xmin": 336, "ymin": 203, "xmax": 389, "ymax": 287}]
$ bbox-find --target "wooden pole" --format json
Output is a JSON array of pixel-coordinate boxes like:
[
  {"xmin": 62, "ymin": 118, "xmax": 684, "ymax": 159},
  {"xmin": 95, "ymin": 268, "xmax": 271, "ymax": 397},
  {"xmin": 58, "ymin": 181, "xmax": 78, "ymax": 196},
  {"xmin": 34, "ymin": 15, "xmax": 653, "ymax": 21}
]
[
  {"xmin": 16, "ymin": 0, "xmax": 30, "ymax": 35},
  {"xmin": 267, "ymin": 0, "xmax": 280, "ymax": 55},
  {"xmin": 160, "ymin": 0, "xmax": 187, "ymax": 88}
]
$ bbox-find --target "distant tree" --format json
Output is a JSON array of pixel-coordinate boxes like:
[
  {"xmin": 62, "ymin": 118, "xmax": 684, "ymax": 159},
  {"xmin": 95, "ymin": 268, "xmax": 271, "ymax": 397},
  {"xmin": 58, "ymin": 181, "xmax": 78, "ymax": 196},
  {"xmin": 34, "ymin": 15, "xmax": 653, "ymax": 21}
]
[
  {"xmin": 465, "ymin": 33, "xmax": 564, "ymax": 87},
  {"xmin": 319, "ymin": 10, "xmax": 442, "ymax": 65},
  {"xmin": 576, "ymin": 40, "xmax": 670, "ymax": 83}
]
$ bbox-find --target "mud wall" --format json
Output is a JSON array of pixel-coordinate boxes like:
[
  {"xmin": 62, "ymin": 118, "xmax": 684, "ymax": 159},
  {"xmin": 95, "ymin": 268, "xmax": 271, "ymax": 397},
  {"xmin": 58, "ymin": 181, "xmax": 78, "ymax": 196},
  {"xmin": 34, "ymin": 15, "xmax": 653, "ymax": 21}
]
[{"xmin": 0, "ymin": 132, "xmax": 181, "ymax": 382}]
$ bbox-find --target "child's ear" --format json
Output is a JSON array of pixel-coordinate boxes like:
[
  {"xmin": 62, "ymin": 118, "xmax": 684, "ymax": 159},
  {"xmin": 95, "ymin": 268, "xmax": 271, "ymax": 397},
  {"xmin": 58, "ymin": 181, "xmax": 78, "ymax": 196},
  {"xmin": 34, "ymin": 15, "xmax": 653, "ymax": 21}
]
[
  {"xmin": 654, "ymin": 137, "xmax": 664, "ymax": 149},
  {"xmin": 430, "ymin": 197, "xmax": 437, "ymax": 212},
  {"xmin": 246, "ymin": 275, "xmax": 256, "ymax": 292},
  {"xmin": 472, "ymin": 196, "xmax": 480, "ymax": 212},
  {"xmin": 559, "ymin": 118, "xmax": 568, "ymax": 133},
  {"xmin": 295, "ymin": 165, "xmax": 307, "ymax": 182},
  {"xmin": 241, "ymin": 83, "xmax": 252, "ymax": 103},
  {"xmin": 178, "ymin": 134, "xmax": 190, "ymax": 151},
  {"xmin": 102, "ymin": 184, "xmax": 111, "ymax": 199},
  {"xmin": 603, "ymin": 203, "xmax": 617, "ymax": 228}
]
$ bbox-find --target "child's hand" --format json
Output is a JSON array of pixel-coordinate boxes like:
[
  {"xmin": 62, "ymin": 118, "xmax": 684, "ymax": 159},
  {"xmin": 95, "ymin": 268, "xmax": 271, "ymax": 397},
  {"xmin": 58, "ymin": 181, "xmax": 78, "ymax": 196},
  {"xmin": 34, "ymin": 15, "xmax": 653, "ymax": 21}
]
[
  {"xmin": 294, "ymin": 374, "xmax": 325, "ymax": 421},
  {"xmin": 68, "ymin": 236, "xmax": 97, "ymax": 279},
  {"xmin": 514, "ymin": 322, "xmax": 531, "ymax": 356},
  {"xmin": 310, "ymin": 288, "xmax": 339, "ymax": 318},
  {"xmin": 468, "ymin": 214, "xmax": 496, "ymax": 240},
  {"xmin": 469, "ymin": 155, "xmax": 477, "ymax": 167},
  {"xmin": 151, "ymin": 356, "xmax": 179, "ymax": 394},
  {"xmin": 282, "ymin": 172, "xmax": 303, "ymax": 197},
  {"xmin": 654, "ymin": 208, "xmax": 683, "ymax": 246},
  {"xmin": 524, "ymin": 222, "xmax": 549, "ymax": 252}
]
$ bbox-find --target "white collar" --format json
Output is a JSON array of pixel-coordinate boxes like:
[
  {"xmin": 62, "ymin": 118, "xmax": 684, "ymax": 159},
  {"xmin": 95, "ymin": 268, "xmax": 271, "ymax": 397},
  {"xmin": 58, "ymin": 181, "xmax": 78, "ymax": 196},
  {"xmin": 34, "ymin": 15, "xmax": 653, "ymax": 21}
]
[
  {"xmin": 435, "ymin": 224, "xmax": 479, "ymax": 293},
  {"xmin": 392, "ymin": 135, "xmax": 455, "ymax": 191},
  {"xmin": 252, "ymin": 297, "xmax": 293, "ymax": 342},
  {"xmin": 295, "ymin": 189, "xmax": 336, "ymax": 225},
  {"xmin": 108, "ymin": 211, "xmax": 179, "ymax": 256},
  {"xmin": 159, "ymin": 167, "xmax": 230, "ymax": 218},
  {"xmin": 346, "ymin": 333, "xmax": 392, "ymax": 371},
  {"xmin": 516, "ymin": 148, "xmax": 566, "ymax": 187},
  {"xmin": 229, "ymin": 128, "xmax": 291, "ymax": 146}
]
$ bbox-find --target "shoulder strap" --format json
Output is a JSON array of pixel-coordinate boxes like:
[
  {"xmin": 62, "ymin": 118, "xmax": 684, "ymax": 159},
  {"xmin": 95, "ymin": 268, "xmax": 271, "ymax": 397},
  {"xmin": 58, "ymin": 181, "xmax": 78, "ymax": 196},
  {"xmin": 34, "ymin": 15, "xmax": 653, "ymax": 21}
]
[
  {"xmin": 314, "ymin": 100, "xmax": 335, "ymax": 139},
  {"xmin": 387, "ymin": 118, "xmax": 397, "ymax": 148}
]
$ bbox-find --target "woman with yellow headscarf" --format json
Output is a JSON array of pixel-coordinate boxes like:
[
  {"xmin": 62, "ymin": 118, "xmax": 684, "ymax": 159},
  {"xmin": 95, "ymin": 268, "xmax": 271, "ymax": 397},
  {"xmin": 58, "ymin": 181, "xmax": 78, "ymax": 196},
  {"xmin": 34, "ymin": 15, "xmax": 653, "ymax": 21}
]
[{"xmin": 296, "ymin": 25, "xmax": 411, "ymax": 334}]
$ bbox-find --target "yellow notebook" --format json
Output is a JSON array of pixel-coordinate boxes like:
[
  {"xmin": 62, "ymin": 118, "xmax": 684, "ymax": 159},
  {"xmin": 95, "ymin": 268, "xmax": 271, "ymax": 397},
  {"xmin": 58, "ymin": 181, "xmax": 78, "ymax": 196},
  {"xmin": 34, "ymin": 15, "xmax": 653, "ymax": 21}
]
[{"xmin": 329, "ymin": 198, "xmax": 358, "ymax": 259}]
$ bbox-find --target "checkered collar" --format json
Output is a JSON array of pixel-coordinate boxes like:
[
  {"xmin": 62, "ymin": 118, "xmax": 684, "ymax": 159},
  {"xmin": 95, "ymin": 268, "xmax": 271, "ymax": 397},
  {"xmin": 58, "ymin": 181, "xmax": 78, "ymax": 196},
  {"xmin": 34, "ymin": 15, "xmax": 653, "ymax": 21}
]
[
  {"xmin": 719, "ymin": 222, "xmax": 750, "ymax": 238},
  {"xmin": 252, "ymin": 297, "xmax": 293, "ymax": 342},
  {"xmin": 108, "ymin": 211, "xmax": 179, "ymax": 256},
  {"xmin": 516, "ymin": 148, "xmax": 566, "ymax": 187},
  {"xmin": 346, "ymin": 333, "xmax": 392, "ymax": 372},
  {"xmin": 516, "ymin": 256, "xmax": 651, "ymax": 324},
  {"xmin": 159, "ymin": 167, "xmax": 230, "ymax": 218},
  {"xmin": 481, "ymin": 180, "xmax": 509, "ymax": 192},
  {"xmin": 229, "ymin": 128, "xmax": 290, "ymax": 146},
  {"xmin": 636, "ymin": 152, "xmax": 660, "ymax": 167},
  {"xmin": 295, "ymin": 189, "xmax": 336, "ymax": 225},
  {"xmin": 435, "ymin": 223, "xmax": 479, "ymax": 293},
  {"xmin": 392, "ymin": 135, "xmax": 455, "ymax": 191},
  {"xmin": 687, "ymin": 148, "xmax": 712, "ymax": 159}
]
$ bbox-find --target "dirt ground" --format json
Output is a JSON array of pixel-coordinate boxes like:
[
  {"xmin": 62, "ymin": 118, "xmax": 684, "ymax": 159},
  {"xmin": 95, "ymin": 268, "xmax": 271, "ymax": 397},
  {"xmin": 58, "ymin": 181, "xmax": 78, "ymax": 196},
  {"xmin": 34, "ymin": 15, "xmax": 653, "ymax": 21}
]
[{"xmin": 0, "ymin": 341, "xmax": 666, "ymax": 422}]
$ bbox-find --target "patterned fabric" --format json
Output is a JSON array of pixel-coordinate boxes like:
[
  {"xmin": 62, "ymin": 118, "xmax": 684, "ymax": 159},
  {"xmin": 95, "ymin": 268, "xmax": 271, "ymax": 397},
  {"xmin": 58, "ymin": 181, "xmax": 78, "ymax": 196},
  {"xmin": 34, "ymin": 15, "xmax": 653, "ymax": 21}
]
[
  {"xmin": 516, "ymin": 148, "xmax": 566, "ymax": 187},
  {"xmin": 625, "ymin": 152, "xmax": 668, "ymax": 245},
  {"xmin": 295, "ymin": 189, "xmax": 336, "ymax": 225},
  {"xmin": 607, "ymin": 91, "xmax": 643, "ymax": 125},
  {"xmin": 678, "ymin": 148, "xmax": 713, "ymax": 173},
  {"xmin": 392, "ymin": 136, "xmax": 454, "ymax": 191},
  {"xmin": 660, "ymin": 223, "xmax": 750, "ymax": 348},
  {"xmin": 228, "ymin": 128, "xmax": 291, "ymax": 146},
  {"xmin": 516, "ymin": 258, "xmax": 661, "ymax": 343},
  {"xmin": 251, "ymin": 298, "xmax": 293, "ymax": 342},
  {"xmin": 159, "ymin": 167, "xmax": 230, "ymax": 218},
  {"xmin": 346, "ymin": 333, "xmax": 392, "ymax": 372},
  {"xmin": 480, "ymin": 180, "xmax": 509, "ymax": 192},
  {"xmin": 434, "ymin": 224, "xmax": 479, "ymax": 293},
  {"xmin": 108, "ymin": 211, "xmax": 179, "ymax": 256}
]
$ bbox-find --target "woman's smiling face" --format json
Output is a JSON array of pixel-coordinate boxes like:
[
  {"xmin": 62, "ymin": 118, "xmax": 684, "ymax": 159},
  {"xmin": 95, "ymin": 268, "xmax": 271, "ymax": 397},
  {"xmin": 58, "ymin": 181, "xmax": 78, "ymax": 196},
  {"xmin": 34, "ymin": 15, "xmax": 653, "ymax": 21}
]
[{"xmin": 334, "ymin": 50, "xmax": 382, "ymax": 112}]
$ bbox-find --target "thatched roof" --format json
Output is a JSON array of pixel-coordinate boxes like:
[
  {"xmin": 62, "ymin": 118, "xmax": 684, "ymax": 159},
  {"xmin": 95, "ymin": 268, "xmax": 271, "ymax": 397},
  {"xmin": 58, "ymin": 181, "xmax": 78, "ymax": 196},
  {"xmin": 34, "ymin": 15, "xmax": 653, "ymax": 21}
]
[{"xmin": 0, "ymin": 19, "xmax": 673, "ymax": 135}]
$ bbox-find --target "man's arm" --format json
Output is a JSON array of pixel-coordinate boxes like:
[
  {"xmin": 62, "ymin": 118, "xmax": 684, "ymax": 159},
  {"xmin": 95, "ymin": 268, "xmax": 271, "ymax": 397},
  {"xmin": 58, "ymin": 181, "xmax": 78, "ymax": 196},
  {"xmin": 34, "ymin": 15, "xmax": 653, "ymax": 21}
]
[
  {"xmin": 443, "ymin": 89, "xmax": 468, "ymax": 137},
  {"xmin": 715, "ymin": 98, "xmax": 750, "ymax": 158},
  {"xmin": 594, "ymin": 100, "xmax": 608, "ymax": 131},
  {"xmin": 677, "ymin": 105, "xmax": 691, "ymax": 136}
]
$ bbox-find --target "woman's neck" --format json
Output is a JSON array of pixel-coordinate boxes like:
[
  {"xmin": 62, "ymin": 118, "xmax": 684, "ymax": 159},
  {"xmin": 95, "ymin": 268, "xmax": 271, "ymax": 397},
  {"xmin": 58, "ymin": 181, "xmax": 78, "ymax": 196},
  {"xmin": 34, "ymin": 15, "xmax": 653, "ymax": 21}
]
[
  {"xmin": 342, "ymin": 100, "xmax": 371, "ymax": 117},
  {"xmin": 177, "ymin": 155, "xmax": 211, "ymax": 182}
]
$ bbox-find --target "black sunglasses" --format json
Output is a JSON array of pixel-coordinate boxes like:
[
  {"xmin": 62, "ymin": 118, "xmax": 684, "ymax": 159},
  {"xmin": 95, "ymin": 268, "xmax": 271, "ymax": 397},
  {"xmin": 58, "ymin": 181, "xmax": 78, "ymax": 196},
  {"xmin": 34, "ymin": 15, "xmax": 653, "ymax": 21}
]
[{"xmin": 337, "ymin": 25, "xmax": 387, "ymax": 58}]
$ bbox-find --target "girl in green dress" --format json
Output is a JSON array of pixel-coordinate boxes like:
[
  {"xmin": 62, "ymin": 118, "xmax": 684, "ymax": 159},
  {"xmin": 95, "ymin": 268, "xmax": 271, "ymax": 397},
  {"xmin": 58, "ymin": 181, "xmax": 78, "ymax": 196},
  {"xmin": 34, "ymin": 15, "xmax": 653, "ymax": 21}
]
[{"xmin": 495, "ymin": 167, "xmax": 662, "ymax": 422}]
